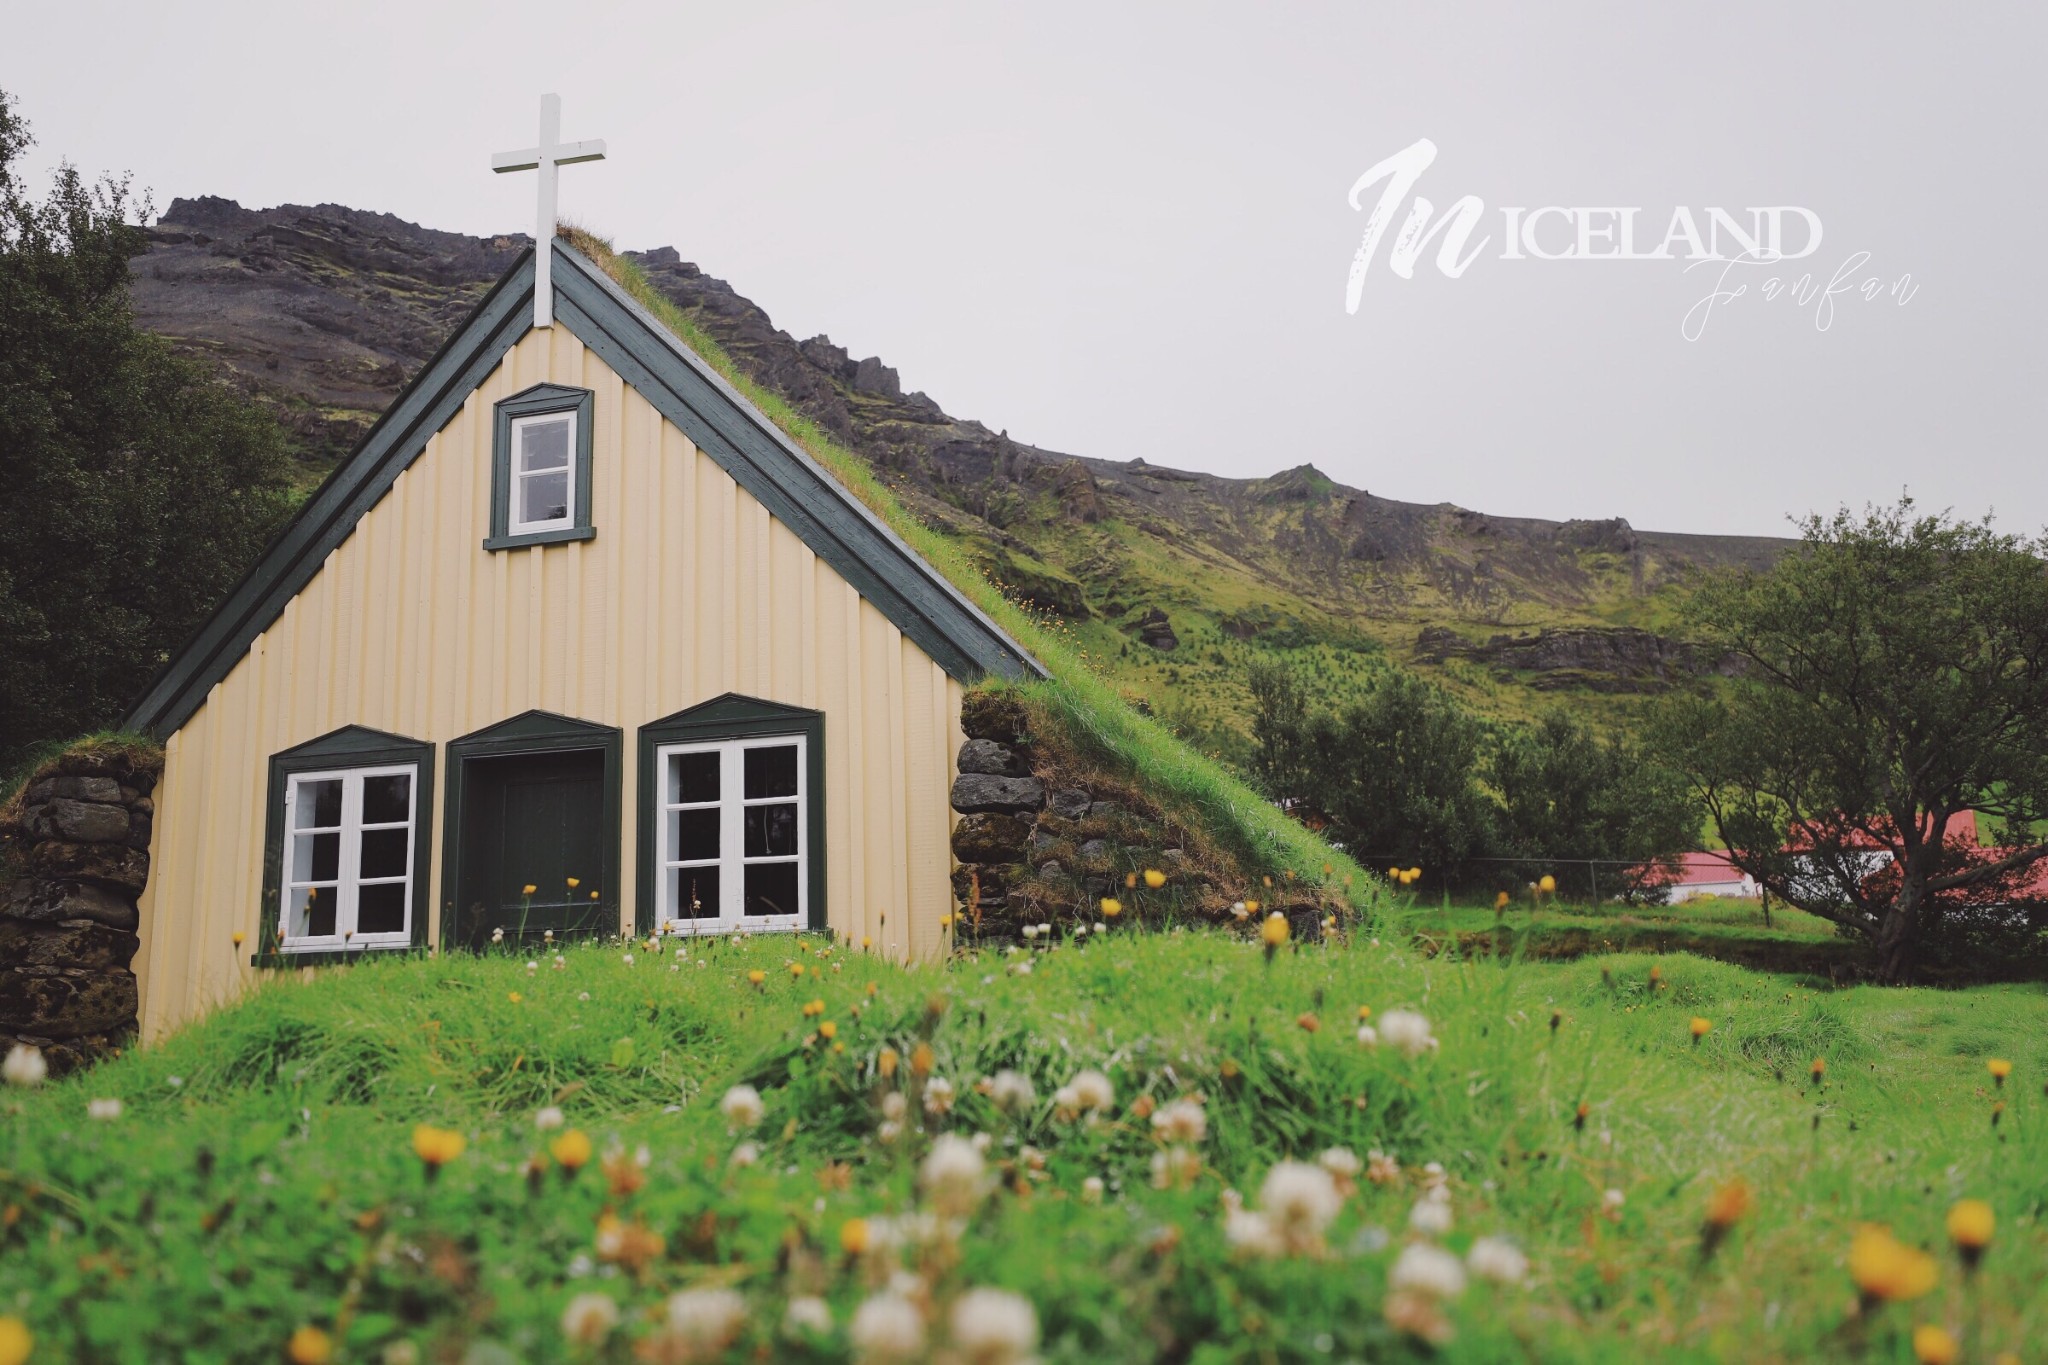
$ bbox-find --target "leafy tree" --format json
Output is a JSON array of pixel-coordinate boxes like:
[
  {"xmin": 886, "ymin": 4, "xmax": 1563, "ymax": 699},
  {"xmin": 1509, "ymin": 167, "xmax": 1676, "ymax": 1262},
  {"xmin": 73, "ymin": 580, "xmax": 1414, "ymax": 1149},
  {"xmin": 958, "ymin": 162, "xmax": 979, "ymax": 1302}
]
[
  {"xmin": 1296, "ymin": 668, "xmax": 1495, "ymax": 884},
  {"xmin": 0, "ymin": 90, "xmax": 292, "ymax": 768},
  {"xmin": 1244, "ymin": 655, "xmax": 1311, "ymax": 797},
  {"xmin": 1487, "ymin": 711, "xmax": 1693, "ymax": 900},
  {"xmin": 1654, "ymin": 499, "xmax": 2048, "ymax": 980}
]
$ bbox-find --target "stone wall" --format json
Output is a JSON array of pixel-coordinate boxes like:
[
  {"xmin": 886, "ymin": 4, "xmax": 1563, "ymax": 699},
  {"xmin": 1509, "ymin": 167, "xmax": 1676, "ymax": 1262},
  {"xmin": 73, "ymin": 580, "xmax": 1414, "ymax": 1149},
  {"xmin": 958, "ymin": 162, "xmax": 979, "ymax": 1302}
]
[{"xmin": 0, "ymin": 747, "xmax": 159, "ymax": 1073}]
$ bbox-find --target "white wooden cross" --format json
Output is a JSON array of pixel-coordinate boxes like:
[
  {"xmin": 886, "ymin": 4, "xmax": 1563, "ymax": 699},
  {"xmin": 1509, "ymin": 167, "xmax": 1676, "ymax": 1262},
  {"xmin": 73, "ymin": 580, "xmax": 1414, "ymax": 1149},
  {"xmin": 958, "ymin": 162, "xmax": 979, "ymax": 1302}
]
[{"xmin": 492, "ymin": 94, "xmax": 606, "ymax": 328}]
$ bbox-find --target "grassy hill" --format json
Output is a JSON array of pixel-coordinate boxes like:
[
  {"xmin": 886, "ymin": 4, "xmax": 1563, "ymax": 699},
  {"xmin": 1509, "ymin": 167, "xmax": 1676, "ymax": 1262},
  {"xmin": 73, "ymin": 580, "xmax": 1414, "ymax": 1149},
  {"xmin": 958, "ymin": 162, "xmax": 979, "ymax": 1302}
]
[
  {"xmin": 130, "ymin": 201, "xmax": 1788, "ymax": 749},
  {"xmin": 0, "ymin": 929, "xmax": 2038, "ymax": 1361}
]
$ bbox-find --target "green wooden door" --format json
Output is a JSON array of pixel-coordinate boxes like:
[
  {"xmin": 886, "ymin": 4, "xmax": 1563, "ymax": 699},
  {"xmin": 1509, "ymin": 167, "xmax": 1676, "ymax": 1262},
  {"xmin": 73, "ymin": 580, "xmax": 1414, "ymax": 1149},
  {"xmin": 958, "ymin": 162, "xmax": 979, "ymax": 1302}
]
[{"xmin": 459, "ymin": 750, "xmax": 611, "ymax": 948}]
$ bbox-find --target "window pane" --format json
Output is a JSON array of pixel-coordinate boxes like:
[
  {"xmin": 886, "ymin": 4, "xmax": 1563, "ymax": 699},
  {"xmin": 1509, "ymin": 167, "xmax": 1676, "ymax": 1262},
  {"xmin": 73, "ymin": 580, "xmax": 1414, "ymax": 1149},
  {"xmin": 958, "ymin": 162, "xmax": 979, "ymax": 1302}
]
[
  {"xmin": 362, "ymin": 772, "xmax": 411, "ymax": 824},
  {"xmin": 520, "ymin": 470, "xmax": 570, "ymax": 525},
  {"xmin": 745, "ymin": 803, "xmax": 798, "ymax": 858},
  {"xmin": 357, "ymin": 882, "xmax": 407, "ymax": 936},
  {"xmin": 671, "ymin": 865, "xmax": 720, "ymax": 918},
  {"xmin": 293, "ymin": 778, "xmax": 342, "ymax": 830},
  {"xmin": 292, "ymin": 887, "xmax": 335, "ymax": 939},
  {"xmin": 744, "ymin": 745, "xmax": 798, "ymax": 799},
  {"xmin": 519, "ymin": 417, "xmax": 572, "ymax": 471},
  {"xmin": 291, "ymin": 831, "xmax": 340, "ymax": 884},
  {"xmin": 744, "ymin": 862, "xmax": 800, "ymax": 918},
  {"xmin": 359, "ymin": 828, "xmax": 410, "ymax": 880},
  {"xmin": 667, "ymin": 751, "xmax": 719, "ymax": 804},
  {"xmin": 669, "ymin": 808, "xmax": 720, "ymax": 862}
]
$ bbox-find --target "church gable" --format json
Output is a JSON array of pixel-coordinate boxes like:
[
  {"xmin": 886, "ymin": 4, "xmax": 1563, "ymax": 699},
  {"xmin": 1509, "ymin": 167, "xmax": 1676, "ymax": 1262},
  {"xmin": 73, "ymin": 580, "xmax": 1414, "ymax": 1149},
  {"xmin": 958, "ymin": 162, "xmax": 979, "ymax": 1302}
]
[{"xmin": 125, "ymin": 239, "xmax": 1039, "ymax": 740}]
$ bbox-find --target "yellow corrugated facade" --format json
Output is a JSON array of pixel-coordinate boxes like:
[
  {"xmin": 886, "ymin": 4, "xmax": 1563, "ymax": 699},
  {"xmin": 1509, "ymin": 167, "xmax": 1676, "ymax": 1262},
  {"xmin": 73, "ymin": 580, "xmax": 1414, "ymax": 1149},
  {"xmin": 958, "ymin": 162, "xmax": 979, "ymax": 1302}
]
[{"xmin": 134, "ymin": 323, "xmax": 964, "ymax": 1040}]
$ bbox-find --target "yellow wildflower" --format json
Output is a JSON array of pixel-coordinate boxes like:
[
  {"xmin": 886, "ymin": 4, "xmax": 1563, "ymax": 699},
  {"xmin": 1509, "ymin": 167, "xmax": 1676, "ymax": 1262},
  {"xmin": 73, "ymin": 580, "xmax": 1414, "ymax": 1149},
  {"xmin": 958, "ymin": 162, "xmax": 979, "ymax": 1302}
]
[
  {"xmin": 788, "ymin": 962, "xmax": 805, "ymax": 978},
  {"xmin": 551, "ymin": 1129, "xmax": 594, "ymax": 1173},
  {"xmin": 1493, "ymin": 891, "xmax": 1509, "ymax": 911},
  {"xmin": 521, "ymin": 883, "xmax": 537, "ymax": 895},
  {"xmin": 0, "ymin": 1318, "xmax": 30, "ymax": 1365},
  {"xmin": 1986, "ymin": 1058, "xmax": 2011, "ymax": 1086},
  {"xmin": 818, "ymin": 1021, "xmax": 838, "ymax": 1041},
  {"xmin": 840, "ymin": 1217, "xmax": 870, "ymax": 1255},
  {"xmin": 747, "ymin": 969, "xmax": 766, "ymax": 986},
  {"xmin": 1912, "ymin": 1325, "xmax": 1958, "ymax": 1365},
  {"xmin": 1260, "ymin": 912, "xmax": 1290, "ymax": 947},
  {"xmin": 286, "ymin": 1326, "xmax": 334, "ymax": 1364},
  {"xmin": 1100, "ymin": 897, "xmax": 1123, "ymax": 918},
  {"xmin": 1689, "ymin": 1017, "xmax": 1713, "ymax": 1041},
  {"xmin": 1143, "ymin": 869, "xmax": 1167, "ymax": 889},
  {"xmin": 1849, "ymin": 1224, "xmax": 1939, "ymax": 1303},
  {"xmin": 1946, "ymin": 1199, "xmax": 1994, "ymax": 1268},
  {"xmin": 1538, "ymin": 874, "xmax": 1556, "ymax": 894},
  {"xmin": 910, "ymin": 1042, "xmax": 934, "ymax": 1078},
  {"xmin": 566, "ymin": 876, "xmax": 580, "ymax": 889},
  {"xmin": 878, "ymin": 1047, "xmax": 899, "ymax": 1079},
  {"xmin": 411, "ymin": 1124, "xmax": 466, "ymax": 1173}
]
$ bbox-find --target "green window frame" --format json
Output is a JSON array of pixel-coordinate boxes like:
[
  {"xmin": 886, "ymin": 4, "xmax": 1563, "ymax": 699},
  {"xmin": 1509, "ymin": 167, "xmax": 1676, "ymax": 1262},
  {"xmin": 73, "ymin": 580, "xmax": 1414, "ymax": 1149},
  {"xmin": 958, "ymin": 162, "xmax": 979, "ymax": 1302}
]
[
  {"xmin": 257, "ymin": 726, "xmax": 435, "ymax": 967},
  {"xmin": 485, "ymin": 383, "xmax": 596, "ymax": 551},
  {"xmin": 636, "ymin": 694, "xmax": 826, "ymax": 937}
]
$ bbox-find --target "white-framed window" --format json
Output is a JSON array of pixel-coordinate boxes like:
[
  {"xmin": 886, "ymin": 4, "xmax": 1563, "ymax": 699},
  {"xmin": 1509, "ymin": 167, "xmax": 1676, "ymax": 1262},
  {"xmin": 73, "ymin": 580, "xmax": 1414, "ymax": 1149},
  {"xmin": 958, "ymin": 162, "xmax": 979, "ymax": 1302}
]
[
  {"xmin": 506, "ymin": 410, "xmax": 578, "ymax": 536},
  {"xmin": 654, "ymin": 735, "xmax": 806, "ymax": 931},
  {"xmin": 280, "ymin": 764, "xmax": 418, "ymax": 950}
]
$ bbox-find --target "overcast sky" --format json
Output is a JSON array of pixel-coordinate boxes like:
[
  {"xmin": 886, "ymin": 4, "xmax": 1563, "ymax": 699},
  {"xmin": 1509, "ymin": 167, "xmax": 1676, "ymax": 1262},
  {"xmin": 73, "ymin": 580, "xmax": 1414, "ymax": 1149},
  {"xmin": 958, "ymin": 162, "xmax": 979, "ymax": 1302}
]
[{"xmin": 7, "ymin": 2, "xmax": 2042, "ymax": 537}]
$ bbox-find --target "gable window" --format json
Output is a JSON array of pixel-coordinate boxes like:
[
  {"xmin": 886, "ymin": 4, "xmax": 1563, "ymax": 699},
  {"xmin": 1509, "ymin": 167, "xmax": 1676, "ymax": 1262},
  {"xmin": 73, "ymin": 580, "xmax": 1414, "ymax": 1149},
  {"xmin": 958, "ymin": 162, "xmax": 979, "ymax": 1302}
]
[
  {"xmin": 486, "ymin": 383, "xmax": 595, "ymax": 550},
  {"xmin": 260, "ymin": 727, "xmax": 435, "ymax": 963},
  {"xmin": 636, "ymin": 695, "xmax": 825, "ymax": 936}
]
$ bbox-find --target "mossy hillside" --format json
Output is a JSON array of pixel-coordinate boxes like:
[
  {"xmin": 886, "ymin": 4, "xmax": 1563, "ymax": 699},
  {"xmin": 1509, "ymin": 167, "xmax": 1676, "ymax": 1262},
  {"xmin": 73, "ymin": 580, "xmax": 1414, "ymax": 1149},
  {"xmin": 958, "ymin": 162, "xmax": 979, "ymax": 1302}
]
[
  {"xmin": 0, "ymin": 932, "xmax": 2040, "ymax": 1360},
  {"xmin": 560, "ymin": 228, "xmax": 1377, "ymax": 906}
]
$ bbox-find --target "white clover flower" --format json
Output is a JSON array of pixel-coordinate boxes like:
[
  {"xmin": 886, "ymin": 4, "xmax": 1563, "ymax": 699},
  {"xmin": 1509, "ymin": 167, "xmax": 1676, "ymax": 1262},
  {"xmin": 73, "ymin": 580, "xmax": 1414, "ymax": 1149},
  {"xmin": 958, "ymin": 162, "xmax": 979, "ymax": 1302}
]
[
  {"xmin": 1052, "ymin": 1085, "xmax": 1080, "ymax": 1118},
  {"xmin": 970, "ymin": 1131, "xmax": 994, "ymax": 1153},
  {"xmin": 1390, "ymin": 1242, "xmax": 1468, "ymax": 1299},
  {"xmin": 1022, "ymin": 925, "xmax": 1038, "ymax": 941},
  {"xmin": 1257, "ymin": 1161, "xmax": 1343, "ymax": 1252},
  {"xmin": 988, "ymin": 1069, "xmax": 1037, "ymax": 1114},
  {"xmin": 4, "ymin": 1044, "xmax": 47, "ymax": 1087},
  {"xmin": 1318, "ymin": 1147, "xmax": 1361, "ymax": 1181},
  {"xmin": 526, "ymin": 960, "xmax": 539, "ymax": 972},
  {"xmin": 730, "ymin": 1140, "xmax": 761, "ymax": 1168},
  {"xmin": 1367, "ymin": 1149, "xmax": 1401, "ymax": 1185},
  {"xmin": 553, "ymin": 955, "xmax": 567, "ymax": 969},
  {"xmin": 1467, "ymin": 1235, "xmax": 1529, "ymax": 1285},
  {"xmin": 621, "ymin": 952, "xmax": 635, "ymax": 967},
  {"xmin": 490, "ymin": 927, "xmax": 505, "ymax": 944},
  {"xmin": 949, "ymin": 1287, "xmax": 1039, "ymax": 1365},
  {"xmin": 1009, "ymin": 960, "xmax": 1034, "ymax": 976},
  {"xmin": 785, "ymin": 1295, "xmax": 833, "ymax": 1335},
  {"xmin": 1150, "ymin": 1098, "xmax": 1207, "ymax": 1144},
  {"xmin": 1419, "ymin": 1161, "xmax": 1449, "ymax": 1192},
  {"xmin": 87, "ymin": 1097, "xmax": 123, "ymax": 1121},
  {"xmin": 720, "ymin": 1083, "xmax": 765, "ymax": 1131},
  {"xmin": 1221, "ymin": 1189, "xmax": 1284, "ymax": 1257},
  {"xmin": 560, "ymin": 1291, "xmax": 620, "ymax": 1346},
  {"xmin": 535, "ymin": 1105, "xmax": 565, "ymax": 1131},
  {"xmin": 1356, "ymin": 1024, "xmax": 1379, "ymax": 1048},
  {"xmin": 1602, "ymin": 1188, "xmax": 1626, "ymax": 1217},
  {"xmin": 850, "ymin": 1292, "xmax": 926, "ymax": 1363},
  {"xmin": 1379, "ymin": 1010, "xmax": 1437, "ymax": 1058},
  {"xmin": 881, "ymin": 1090, "xmax": 909, "ymax": 1122},
  {"xmin": 1150, "ymin": 1146, "xmax": 1202, "ymax": 1190},
  {"xmin": 667, "ymin": 1286, "xmax": 748, "ymax": 1352},
  {"xmin": 1409, "ymin": 1192, "xmax": 1454, "ymax": 1237},
  {"xmin": 1081, "ymin": 1175, "xmax": 1105, "ymax": 1203},
  {"xmin": 919, "ymin": 1133, "xmax": 988, "ymax": 1216},
  {"xmin": 1069, "ymin": 1069, "xmax": 1114, "ymax": 1113},
  {"xmin": 924, "ymin": 1076, "xmax": 957, "ymax": 1116},
  {"xmin": 878, "ymin": 1119, "xmax": 904, "ymax": 1144}
]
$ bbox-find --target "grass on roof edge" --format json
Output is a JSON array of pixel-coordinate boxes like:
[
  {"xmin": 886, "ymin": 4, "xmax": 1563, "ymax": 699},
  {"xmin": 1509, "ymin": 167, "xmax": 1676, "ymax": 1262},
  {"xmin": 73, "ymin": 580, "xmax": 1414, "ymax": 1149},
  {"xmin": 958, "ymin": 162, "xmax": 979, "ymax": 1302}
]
[{"xmin": 563, "ymin": 227, "xmax": 1382, "ymax": 914}]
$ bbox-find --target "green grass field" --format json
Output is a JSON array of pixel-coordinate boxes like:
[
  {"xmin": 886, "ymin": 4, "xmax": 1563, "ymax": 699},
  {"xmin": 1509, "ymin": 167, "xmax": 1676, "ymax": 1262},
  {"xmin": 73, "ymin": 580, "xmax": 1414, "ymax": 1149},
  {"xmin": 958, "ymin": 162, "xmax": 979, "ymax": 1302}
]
[{"xmin": 0, "ymin": 926, "xmax": 2039, "ymax": 1363}]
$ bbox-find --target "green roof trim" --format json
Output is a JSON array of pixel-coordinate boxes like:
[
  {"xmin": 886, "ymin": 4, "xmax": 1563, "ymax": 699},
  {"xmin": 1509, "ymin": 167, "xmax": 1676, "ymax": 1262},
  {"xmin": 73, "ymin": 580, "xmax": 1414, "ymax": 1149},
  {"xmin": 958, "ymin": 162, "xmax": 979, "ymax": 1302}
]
[{"xmin": 123, "ymin": 241, "xmax": 1040, "ymax": 738}]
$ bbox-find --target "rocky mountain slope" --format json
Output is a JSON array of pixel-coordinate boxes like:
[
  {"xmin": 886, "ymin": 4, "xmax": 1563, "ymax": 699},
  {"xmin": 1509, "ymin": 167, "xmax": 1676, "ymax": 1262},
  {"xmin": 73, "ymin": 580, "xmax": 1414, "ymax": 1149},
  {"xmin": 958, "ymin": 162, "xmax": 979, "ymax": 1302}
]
[{"xmin": 130, "ymin": 198, "xmax": 1787, "ymax": 734}]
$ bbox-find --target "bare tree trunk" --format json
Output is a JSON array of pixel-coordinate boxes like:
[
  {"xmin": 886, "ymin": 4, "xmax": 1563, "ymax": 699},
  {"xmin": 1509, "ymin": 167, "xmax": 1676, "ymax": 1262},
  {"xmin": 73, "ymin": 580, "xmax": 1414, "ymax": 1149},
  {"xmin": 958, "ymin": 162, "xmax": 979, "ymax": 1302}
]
[{"xmin": 1874, "ymin": 882, "xmax": 1924, "ymax": 983}]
